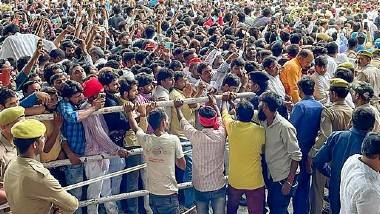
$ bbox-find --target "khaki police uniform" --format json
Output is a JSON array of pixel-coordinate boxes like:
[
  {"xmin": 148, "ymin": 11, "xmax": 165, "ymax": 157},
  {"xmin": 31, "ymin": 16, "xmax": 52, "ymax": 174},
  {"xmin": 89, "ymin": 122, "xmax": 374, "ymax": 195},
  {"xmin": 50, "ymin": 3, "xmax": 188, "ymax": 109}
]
[
  {"xmin": 309, "ymin": 79, "xmax": 353, "ymax": 214},
  {"xmin": 3, "ymin": 119, "xmax": 79, "ymax": 214}
]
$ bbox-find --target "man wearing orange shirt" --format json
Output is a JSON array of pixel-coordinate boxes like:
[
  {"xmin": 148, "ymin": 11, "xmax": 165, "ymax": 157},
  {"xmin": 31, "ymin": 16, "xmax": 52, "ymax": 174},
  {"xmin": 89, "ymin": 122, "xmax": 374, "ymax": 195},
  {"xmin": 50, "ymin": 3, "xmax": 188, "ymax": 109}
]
[{"xmin": 280, "ymin": 49, "xmax": 314, "ymax": 103}]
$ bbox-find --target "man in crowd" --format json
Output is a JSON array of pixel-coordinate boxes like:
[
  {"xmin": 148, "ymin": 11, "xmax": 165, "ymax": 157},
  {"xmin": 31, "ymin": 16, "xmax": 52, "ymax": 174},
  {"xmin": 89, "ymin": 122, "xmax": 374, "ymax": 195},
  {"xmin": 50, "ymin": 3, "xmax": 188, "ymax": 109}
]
[
  {"xmin": 290, "ymin": 77, "xmax": 323, "ymax": 214},
  {"xmin": 340, "ymin": 133, "xmax": 380, "ymax": 213}
]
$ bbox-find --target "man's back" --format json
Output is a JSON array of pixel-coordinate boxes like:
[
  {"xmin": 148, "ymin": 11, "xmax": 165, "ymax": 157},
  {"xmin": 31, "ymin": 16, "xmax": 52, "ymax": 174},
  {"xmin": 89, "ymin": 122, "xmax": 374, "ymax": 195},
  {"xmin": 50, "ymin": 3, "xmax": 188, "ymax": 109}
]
[
  {"xmin": 222, "ymin": 109, "xmax": 265, "ymax": 190},
  {"xmin": 136, "ymin": 128, "xmax": 184, "ymax": 195},
  {"xmin": 340, "ymin": 154, "xmax": 380, "ymax": 214},
  {"xmin": 4, "ymin": 157, "xmax": 78, "ymax": 214}
]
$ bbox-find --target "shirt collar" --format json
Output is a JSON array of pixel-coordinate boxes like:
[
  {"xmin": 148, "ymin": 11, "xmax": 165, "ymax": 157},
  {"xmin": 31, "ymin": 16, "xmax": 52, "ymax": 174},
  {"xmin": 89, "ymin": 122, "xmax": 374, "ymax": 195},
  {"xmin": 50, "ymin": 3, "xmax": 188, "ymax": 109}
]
[
  {"xmin": 349, "ymin": 127, "xmax": 369, "ymax": 137},
  {"xmin": 302, "ymin": 95, "xmax": 315, "ymax": 100},
  {"xmin": 333, "ymin": 100, "xmax": 347, "ymax": 105},
  {"xmin": 358, "ymin": 156, "xmax": 380, "ymax": 180},
  {"xmin": 157, "ymin": 85, "xmax": 170, "ymax": 94},
  {"xmin": 0, "ymin": 132, "xmax": 14, "ymax": 150}
]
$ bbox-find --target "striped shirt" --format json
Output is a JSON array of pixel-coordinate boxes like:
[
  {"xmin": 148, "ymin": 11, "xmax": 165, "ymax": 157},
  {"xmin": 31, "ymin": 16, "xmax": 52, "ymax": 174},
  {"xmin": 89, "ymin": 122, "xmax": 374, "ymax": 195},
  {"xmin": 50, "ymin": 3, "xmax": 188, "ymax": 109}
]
[{"xmin": 180, "ymin": 118, "xmax": 226, "ymax": 192}]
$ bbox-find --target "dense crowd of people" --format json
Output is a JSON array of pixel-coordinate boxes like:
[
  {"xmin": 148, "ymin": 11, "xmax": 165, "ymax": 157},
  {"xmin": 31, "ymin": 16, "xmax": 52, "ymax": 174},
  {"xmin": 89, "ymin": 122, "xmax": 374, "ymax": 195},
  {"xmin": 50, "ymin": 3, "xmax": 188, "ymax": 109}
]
[{"xmin": 0, "ymin": 0, "xmax": 379, "ymax": 213}]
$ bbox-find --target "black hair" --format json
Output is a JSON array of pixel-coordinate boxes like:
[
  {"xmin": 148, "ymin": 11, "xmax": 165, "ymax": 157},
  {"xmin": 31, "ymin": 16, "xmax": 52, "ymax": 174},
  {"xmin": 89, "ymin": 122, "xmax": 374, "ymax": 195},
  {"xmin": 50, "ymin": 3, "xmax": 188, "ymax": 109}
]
[
  {"xmin": 297, "ymin": 76, "xmax": 315, "ymax": 96},
  {"xmin": 262, "ymin": 56, "xmax": 277, "ymax": 68},
  {"xmin": 17, "ymin": 56, "xmax": 31, "ymax": 72},
  {"xmin": 43, "ymin": 64, "xmax": 62, "ymax": 84},
  {"xmin": 271, "ymin": 42, "xmax": 283, "ymax": 57},
  {"xmin": 98, "ymin": 70, "xmax": 119, "ymax": 86},
  {"xmin": 174, "ymin": 71, "xmax": 185, "ymax": 82},
  {"xmin": 49, "ymin": 49, "xmax": 65, "ymax": 60},
  {"xmin": 169, "ymin": 60, "xmax": 183, "ymax": 71},
  {"xmin": 280, "ymin": 31, "xmax": 290, "ymax": 43},
  {"xmin": 14, "ymin": 137, "xmax": 38, "ymax": 154},
  {"xmin": 135, "ymin": 50, "xmax": 150, "ymax": 63},
  {"xmin": 60, "ymin": 80, "xmax": 83, "ymax": 98},
  {"xmin": 148, "ymin": 108, "xmax": 167, "ymax": 130},
  {"xmin": 119, "ymin": 78, "xmax": 137, "ymax": 96},
  {"xmin": 259, "ymin": 91, "xmax": 283, "ymax": 112},
  {"xmin": 122, "ymin": 52, "xmax": 135, "ymax": 64},
  {"xmin": 286, "ymin": 44, "xmax": 300, "ymax": 58},
  {"xmin": 352, "ymin": 107, "xmax": 375, "ymax": 131},
  {"xmin": 290, "ymin": 33, "xmax": 302, "ymax": 44},
  {"xmin": 236, "ymin": 100, "xmax": 254, "ymax": 122},
  {"xmin": 330, "ymin": 86, "xmax": 349, "ymax": 98},
  {"xmin": 135, "ymin": 72, "xmax": 153, "ymax": 87},
  {"xmin": 348, "ymin": 38, "xmax": 358, "ymax": 49},
  {"xmin": 156, "ymin": 69, "xmax": 173, "ymax": 86},
  {"xmin": 0, "ymin": 88, "xmax": 16, "ymax": 106},
  {"xmin": 198, "ymin": 106, "xmax": 216, "ymax": 120},
  {"xmin": 326, "ymin": 42, "xmax": 338, "ymax": 55},
  {"xmin": 2, "ymin": 24, "xmax": 19, "ymax": 36},
  {"xmin": 231, "ymin": 58, "xmax": 245, "ymax": 68},
  {"xmin": 361, "ymin": 132, "xmax": 380, "ymax": 159},
  {"xmin": 144, "ymin": 25, "xmax": 156, "ymax": 39},
  {"xmin": 22, "ymin": 80, "xmax": 40, "ymax": 94},
  {"xmin": 105, "ymin": 60, "xmax": 120, "ymax": 69},
  {"xmin": 335, "ymin": 68, "xmax": 354, "ymax": 83},
  {"xmin": 197, "ymin": 62, "xmax": 209, "ymax": 75},
  {"xmin": 222, "ymin": 73, "xmax": 240, "ymax": 87},
  {"xmin": 315, "ymin": 55, "xmax": 328, "ymax": 67}
]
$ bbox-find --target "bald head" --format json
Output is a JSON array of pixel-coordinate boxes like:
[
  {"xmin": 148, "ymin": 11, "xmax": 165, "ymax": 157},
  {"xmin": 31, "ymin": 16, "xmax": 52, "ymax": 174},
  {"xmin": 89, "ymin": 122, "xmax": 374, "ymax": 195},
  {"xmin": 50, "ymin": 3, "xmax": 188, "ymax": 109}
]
[{"xmin": 297, "ymin": 49, "xmax": 314, "ymax": 69}]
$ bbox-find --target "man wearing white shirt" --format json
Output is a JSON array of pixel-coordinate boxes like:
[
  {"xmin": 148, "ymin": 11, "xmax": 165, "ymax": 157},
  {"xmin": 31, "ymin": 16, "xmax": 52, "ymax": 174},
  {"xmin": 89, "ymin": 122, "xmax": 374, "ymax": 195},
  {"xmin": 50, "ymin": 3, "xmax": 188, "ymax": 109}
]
[
  {"xmin": 326, "ymin": 42, "xmax": 339, "ymax": 78},
  {"xmin": 340, "ymin": 133, "xmax": 380, "ymax": 214},
  {"xmin": 262, "ymin": 57, "xmax": 286, "ymax": 99},
  {"xmin": 310, "ymin": 56, "xmax": 330, "ymax": 104}
]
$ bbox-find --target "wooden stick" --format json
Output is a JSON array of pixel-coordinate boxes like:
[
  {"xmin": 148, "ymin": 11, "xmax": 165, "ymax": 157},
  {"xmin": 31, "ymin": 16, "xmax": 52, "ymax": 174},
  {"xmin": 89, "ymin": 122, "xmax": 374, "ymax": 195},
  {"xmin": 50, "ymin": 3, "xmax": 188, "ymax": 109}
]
[{"xmin": 27, "ymin": 92, "xmax": 255, "ymax": 121}]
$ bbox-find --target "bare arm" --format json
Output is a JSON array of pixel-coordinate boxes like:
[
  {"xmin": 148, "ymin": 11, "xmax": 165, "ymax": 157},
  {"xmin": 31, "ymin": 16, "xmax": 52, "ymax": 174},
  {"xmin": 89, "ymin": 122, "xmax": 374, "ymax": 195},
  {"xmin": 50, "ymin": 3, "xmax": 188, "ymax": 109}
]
[{"xmin": 176, "ymin": 157, "xmax": 186, "ymax": 171}]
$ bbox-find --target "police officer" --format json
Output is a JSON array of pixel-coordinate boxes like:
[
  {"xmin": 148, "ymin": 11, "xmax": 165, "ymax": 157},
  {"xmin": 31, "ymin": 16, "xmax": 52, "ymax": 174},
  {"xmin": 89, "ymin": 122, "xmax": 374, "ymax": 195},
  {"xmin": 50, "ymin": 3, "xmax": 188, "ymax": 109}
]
[
  {"xmin": 309, "ymin": 78, "xmax": 353, "ymax": 214},
  {"xmin": 356, "ymin": 50, "xmax": 380, "ymax": 112},
  {"xmin": 0, "ymin": 106, "xmax": 25, "ymax": 205},
  {"xmin": 4, "ymin": 119, "xmax": 79, "ymax": 214}
]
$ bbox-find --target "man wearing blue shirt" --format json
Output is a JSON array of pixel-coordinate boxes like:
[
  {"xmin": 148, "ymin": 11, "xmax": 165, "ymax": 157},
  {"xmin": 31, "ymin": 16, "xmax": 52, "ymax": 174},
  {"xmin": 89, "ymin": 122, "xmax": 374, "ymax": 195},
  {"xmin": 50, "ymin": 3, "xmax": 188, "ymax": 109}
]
[
  {"xmin": 58, "ymin": 80, "xmax": 102, "ymax": 214},
  {"xmin": 313, "ymin": 107, "xmax": 375, "ymax": 214},
  {"xmin": 290, "ymin": 77, "xmax": 323, "ymax": 214}
]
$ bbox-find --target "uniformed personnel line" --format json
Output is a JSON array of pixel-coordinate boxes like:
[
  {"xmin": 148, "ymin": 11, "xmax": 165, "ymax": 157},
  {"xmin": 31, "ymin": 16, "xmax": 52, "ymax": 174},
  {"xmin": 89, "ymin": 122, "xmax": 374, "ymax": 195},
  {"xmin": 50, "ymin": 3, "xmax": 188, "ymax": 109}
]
[{"xmin": 27, "ymin": 92, "xmax": 255, "ymax": 121}]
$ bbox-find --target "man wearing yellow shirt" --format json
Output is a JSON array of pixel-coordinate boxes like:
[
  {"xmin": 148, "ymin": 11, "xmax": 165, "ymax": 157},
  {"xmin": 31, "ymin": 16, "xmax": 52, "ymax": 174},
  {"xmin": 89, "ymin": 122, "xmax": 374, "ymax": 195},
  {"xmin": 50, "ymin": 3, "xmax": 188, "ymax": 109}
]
[
  {"xmin": 221, "ymin": 93, "xmax": 265, "ymax": 214},
  {"xmin": 169, "ymin": 71, "xmax": 200, "ymax": 208},
  {"xmin": 280, "ymin": 49, "xmax": 314, "ymax": 103}
]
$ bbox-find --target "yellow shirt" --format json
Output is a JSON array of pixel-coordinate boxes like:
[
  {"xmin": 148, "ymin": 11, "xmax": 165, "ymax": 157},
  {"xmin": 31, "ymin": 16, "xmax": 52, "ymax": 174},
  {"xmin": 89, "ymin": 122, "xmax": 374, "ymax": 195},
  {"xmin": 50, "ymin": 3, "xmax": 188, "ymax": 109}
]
[
  {"xmin": 4, "ymin": 157, "xmax": 78, "ymax": 214},
  {"xmin": 40, "ymin": 121, "xmax": 61, "ymax": 163},
  {"xmin": 169, "ymin": 89, "xmax": 196, "ymax": 139},
  {"xmin": 222, "ymin": 110, "xmax": 265, "ymax": 189},
  {"xmin": 280, "ymin": 58, "xmax": 302, "ymax": 103}
]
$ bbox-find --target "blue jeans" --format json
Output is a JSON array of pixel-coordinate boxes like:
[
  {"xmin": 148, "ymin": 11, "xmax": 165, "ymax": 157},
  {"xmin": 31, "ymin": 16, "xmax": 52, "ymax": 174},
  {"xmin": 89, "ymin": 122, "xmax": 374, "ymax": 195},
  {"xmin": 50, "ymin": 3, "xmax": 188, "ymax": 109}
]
[
  {"xmin": 149, "ymin": 194, "xmax": 179, "ymax": 214},
  {"xmin": 64, "ymin": 164, "xmax": 84, "ymax": 214},
  {"xmin": 293, "ymin": 155, "xmax": 311, "ymax": 214},
  {"xmin": 194, "ymin": 186, "xmax": 226, "ymax": 214},
  {"xmin": 267, "ymin": 177, "xmax": 298, "ymax": 214},
  {"xmin": 176, "ymin": 140, "xmax": 194, "ymax": 208},
  {"xmin": 123, "ymin": 154, "xmax": 142, "ymax": 214}
]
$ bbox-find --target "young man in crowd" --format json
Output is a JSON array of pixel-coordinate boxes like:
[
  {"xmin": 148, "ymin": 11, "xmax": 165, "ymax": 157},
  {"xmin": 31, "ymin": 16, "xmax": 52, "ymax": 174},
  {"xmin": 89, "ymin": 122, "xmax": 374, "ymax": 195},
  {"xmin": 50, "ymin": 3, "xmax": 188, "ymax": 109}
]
[
  {"xmin": 58, "ymin": 80, "xmax": 102, "ymax": 214},
  {"xmin": 340, "ymin": 133, "xmax": 380, "ymax": 213},
  {"xmin": 222, "ymin": 93, "xmax": 265, "ymax": 214},
  {"xmin": 175, "ymin": 95, "xmax": 226, "ymax": 214},
  {"xmin": 125, "ymin": 102, "xmax": 186, "ymax": 214},
  {"xmin": 257, "ymin": 91, "xmax": 302, "ymax": 213},
  {"xmin": 290, "ymin": 77, "xmax": 323, "ymax": 214}
]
